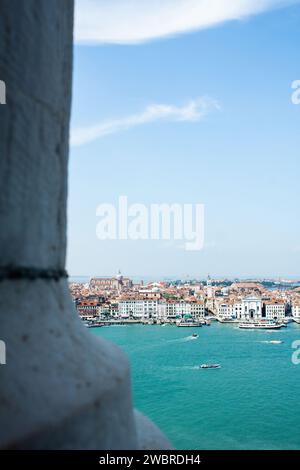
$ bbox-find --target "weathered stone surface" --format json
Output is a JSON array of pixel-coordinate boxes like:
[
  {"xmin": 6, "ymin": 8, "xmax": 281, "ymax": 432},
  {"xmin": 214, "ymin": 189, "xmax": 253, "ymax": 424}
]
[
  {"xmin": 0, "ymin": 0, "xmax": 172, "ymax": 450},
  {"xmin": 135, "ymin": 411, "xmax": 173, "ymax": 450},
  {"xmin": 0, "ymin": 0, "xmax": 72, "ymax": 269},
  {"xmin": 0, "ymin": 280, "xmax": 138, "ymax": 449}
]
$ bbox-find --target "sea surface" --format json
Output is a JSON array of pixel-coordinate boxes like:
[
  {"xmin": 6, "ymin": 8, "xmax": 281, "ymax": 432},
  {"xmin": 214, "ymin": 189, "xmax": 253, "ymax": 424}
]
[{"xmin": 91, "ymin": 322, "xmax": 300, "ymax": 449}]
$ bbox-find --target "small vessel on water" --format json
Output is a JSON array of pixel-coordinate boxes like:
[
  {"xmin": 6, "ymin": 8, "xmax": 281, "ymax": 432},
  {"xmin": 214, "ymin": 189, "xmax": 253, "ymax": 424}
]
[
  {"xmin": 200, "ymin": 364, "xmax": 221, "ymax": 369},
  {"xmin": 176, "ymin": 318, "xmax": 202, "ymax": 327},
  {"xmin": 82, "ymin": 319, "xmax": 104, "ymax": 328},
  {"xmin": 268, "ymin": 340, "xmax": 284, "ymax": 344},
  {"xmin": 192, "ymin": 333, "xmax": 199, "ymax": 338},
  {"xmin": 88, "ymin": 322, "xmax": 104, "ymax": 328},
  {"xmin": 239, "ymin": 321, "xmax": 283, "ymax": 330}
]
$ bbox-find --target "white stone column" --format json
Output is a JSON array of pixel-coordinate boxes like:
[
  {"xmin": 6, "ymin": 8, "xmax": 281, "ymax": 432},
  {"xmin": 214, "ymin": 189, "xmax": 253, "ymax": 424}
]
[{"xmin": 0, "ymin": 0, "xmax": 171, "ymax": 450}]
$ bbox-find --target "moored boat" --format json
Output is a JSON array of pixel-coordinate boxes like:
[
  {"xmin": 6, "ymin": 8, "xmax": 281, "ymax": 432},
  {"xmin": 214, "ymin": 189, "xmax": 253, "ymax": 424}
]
[
  {"xmin": 176, "ymin": 319, "xmax": 202, "ymax": 327},
  {"xmin": 176, "ymin": 316, "xmax": 202, "ymax": 327},
  {"xmin": 88, "ymin": 322, "xmax": 104, "ymax": 328}
]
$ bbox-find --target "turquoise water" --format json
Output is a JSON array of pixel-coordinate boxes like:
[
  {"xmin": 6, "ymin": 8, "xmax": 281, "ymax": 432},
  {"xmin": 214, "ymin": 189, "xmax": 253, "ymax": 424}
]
[{"xmin": 91, "ymin": 323, "xmax": 300, "ymax": 449}]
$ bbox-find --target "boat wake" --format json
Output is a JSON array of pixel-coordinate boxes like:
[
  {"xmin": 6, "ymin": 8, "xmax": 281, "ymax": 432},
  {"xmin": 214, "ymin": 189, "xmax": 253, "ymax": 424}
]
[
  {"xmin": 167, "ymin": 335, "xmax": 198, "ymax": 343},
  {"xmin": 163, "ymin": 365, "xmax": 200, "ymax": 371},
  {"xmin": 180, "ymin": 335, "xmax": 199, "ymax": 342},
  {"xmin": 260, "ymin": 340, "xmax": 284, "ymax": 344},
  {"xmin": 183, "ymin": 335, "xmax": 199, "ymax": 342}
]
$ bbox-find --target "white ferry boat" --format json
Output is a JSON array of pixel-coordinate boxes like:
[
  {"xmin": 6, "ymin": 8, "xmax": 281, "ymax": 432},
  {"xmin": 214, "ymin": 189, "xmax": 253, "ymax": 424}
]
[{"xmin": 238, "ymin": 321, "xmax": 283, "ymax": 330}]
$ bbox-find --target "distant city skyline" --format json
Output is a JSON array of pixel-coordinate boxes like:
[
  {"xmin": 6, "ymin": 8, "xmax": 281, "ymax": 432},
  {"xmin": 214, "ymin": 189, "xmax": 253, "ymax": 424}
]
[
  {"xmin": 69, "ymin": 273, "xmax": 300, "ymax": 283},
  {"xmin": 67, "ymin": 1, "xmax": 300, "ymax": 278}
]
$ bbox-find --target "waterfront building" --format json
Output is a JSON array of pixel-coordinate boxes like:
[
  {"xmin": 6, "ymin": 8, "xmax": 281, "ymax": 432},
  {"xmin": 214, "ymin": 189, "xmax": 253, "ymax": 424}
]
[
  {"xmin": 157, "ymin": 302, "xmax": 177, "ymax": 320},
  {"xmin": 157, "ymin": 301, "xmax": 205, "ymax": 321},
  {"xmin": 217, "ymin": 300, "xmax": 235, "ymax": 320},
  {"xmin": 118, "ymin": 299, "xmax": 158, "ymax": 319},
  {"xmin": 217, "ymin": 299, "xmax": 242, "ymax": 320},
  {"xmin": 241, "ymin": 296, "xmax": 262, "ymax": 321},
  {"xmin": 76, "ymin": 299, "xmax": 101, "ymax": 318},
  {"xmin": 292, "ymin": 303, "xmax": 300, "ymax": 323},
  {"xmin": 263, "ymin": 300, "xmax": 286, "ymax": 321},
  {"xmin": 190, "ymin": 301, "xmax": 205, "ymax": 317},
  {"xmin": 97, "ymin": 304, "xmax": 111, "ymax": 317}
]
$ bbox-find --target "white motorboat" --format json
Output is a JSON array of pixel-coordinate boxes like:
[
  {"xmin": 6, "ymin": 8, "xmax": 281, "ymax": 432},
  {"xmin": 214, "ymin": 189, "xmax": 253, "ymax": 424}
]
[{"xmin": 200, "ymin": 364, "xmax": 221, "ymax": 369}]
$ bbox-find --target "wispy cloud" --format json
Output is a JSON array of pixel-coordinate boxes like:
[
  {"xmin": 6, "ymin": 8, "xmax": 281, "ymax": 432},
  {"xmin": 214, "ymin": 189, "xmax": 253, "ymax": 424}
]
[
  {"xmin": 75, "ymin": 0, "xmax": 299, "ymax": 45},
  {"xmin": 70, "ymin": 97, "xmax": 220, "ymax": 147}
]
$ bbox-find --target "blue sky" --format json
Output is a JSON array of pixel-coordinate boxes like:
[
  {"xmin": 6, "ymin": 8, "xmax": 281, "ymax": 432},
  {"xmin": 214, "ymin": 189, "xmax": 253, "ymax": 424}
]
[{"xmin": 67, "ymin": 1, "xmax": 300, "ymax": 279}]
